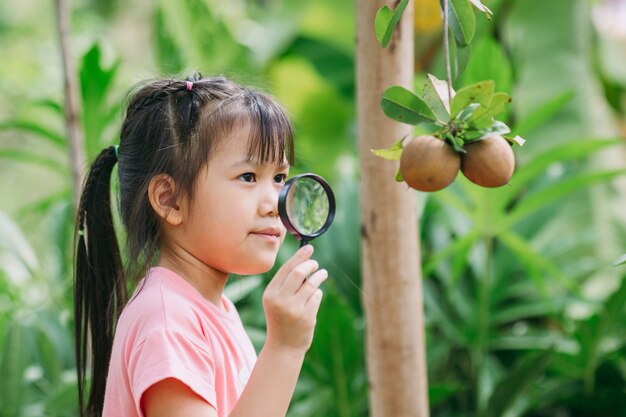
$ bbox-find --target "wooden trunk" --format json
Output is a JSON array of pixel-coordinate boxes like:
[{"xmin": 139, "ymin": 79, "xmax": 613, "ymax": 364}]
[{"xmin": 355, "ymin": 1, "xmax": 430, "ymax": 416}]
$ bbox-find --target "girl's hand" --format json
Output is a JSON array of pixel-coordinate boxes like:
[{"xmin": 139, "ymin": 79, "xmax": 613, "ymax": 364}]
[{"xmin": 262, "ymin": 245, "xmax": 327, "ymax": 354}]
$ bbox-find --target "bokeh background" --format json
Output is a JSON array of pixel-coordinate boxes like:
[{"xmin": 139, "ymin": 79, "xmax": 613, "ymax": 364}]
[{"xmin": 1, "ymin": 0, "xmax": 626, "ymax": 416}]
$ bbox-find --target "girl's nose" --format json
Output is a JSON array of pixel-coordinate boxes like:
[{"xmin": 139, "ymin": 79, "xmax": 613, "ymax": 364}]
[{"xmin": 259, "ymin": 182, "xmax": 280, "ymax": 217}]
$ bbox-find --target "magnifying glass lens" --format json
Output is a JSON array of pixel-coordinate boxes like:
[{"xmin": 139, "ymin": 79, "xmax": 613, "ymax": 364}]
[
  {"xmin": 279, "ymin": 173, "xmax": 336, "ymax": 246},
  {"xmin": 286, "ymin": 178, "xmax": 330, "ymax": 235}
]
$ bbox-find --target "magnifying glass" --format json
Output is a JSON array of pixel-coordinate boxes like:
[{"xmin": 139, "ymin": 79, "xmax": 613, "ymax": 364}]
[{"xmin": 278, "ymin": 173, "xmax": 336, "ymax": 247}]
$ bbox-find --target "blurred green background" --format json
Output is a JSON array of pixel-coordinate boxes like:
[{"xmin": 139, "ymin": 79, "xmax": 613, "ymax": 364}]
[{"xmin": 1, "ymin": 0, "xmax": 626, "ymax": 416}]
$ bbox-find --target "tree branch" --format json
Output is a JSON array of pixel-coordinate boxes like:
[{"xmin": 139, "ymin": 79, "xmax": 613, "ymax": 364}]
[{"xmin": 55, "ymin": 0, "xmax": 85, "ymax": 210}]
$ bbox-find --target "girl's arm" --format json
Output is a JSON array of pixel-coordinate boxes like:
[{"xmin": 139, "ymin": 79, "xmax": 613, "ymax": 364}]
[{"xmin": 143, "ymin": 245, "xmax": 327, "ymax": 417}]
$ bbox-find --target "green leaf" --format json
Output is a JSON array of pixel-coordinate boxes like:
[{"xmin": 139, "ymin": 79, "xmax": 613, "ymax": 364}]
[
  {"xmin": 0, "ymin": 150, "xmax": 68, "ymax": 175},
  {"xmin": 451, "ymin": 80, "xmax": 494, "ymax": 117},
  {"xmin": 462, "ymin": 128, "xmax": 486, "ymax": 141},
  {"xmin": 460, "ymin": 37, "xmax": 513, "ymax": 95},
  {"xmin": 374, "ymin": 6, "xmax": 393, "ymax": 47},
  {"xmin": 80, "ymin": 42, "xmax": 121, "ymax": 156},
  {"xmin": 484, "ymin": 352, "xmax": 552, "ymax": 417},
  {"xmin": 154, "ymin": 5, "xmax": 184, "ymax": 73},
  {"xmin": 33, "ymin": 99, "xmax": 64, "ymax": 115},
  {"xmin": 35, "ymin": 321, "xmax": 63, "ymax": 385},
  {"xmin": 423, "ymin": 280, "xmax": 470, "ymax": 344},
  {"xmin": 0, "ymin": 211, "xmax": 39, "ymax": 273},
  {"xmin": 468, "ymin": 120, "xmax": 510, "ymax": 140},
  {"xmin": 613, "ymin": 254, "xmax": 626, "ymax": 267},
  {"xmin": 501, "ymin": 138, "xmax": 620, "ymax": 201},
  {"xmin": 506, "ymin": 169, "xmax": 626, "ymax": 228},
  {"xmin": 395, "ymin": 168, "xmax": 404, "ymax": 182},
  {"xmin": 513, "ymin": 90, "xmax": 575, "ymax": 137},
  {"xmin": 456, "ymin": 103, "xmax": 481, "ymax": 122},
  {"xmin": 423, "ymin": 230, "xmax": 481, "ymax": 275},
  {"xmin": 444, "ymin": 133, "xmax": 466, "ymax": 153},
  {"xmin": 483, "ymin": 120, "xmax": 511, "ymax": 135},
  {"xmin": 499, "ymin": 231, "xmax": 572, "ymax": 290},
  {"xmin": 422, "ymin": 74, "xmax": 454, "ymax": 122},
  {"xmin": 0, "ymin": 324, "xmax": 29, "ymax": 416},
  {"xmin": 282, "ymin": 35, "xmax": 355, "ymax": 99},
  {"xmin": 446, "ymin": 0, "xmax": 476, "ymax": 47},
  {"xmin": 469, "ymin": 92, "xmax": 511, "ymax": 128},
  {"xmin": 452, "ymin": 43, "xmax": 471, "ymax": 80},
  {"xmin": 371, "ymin": 138, "xmax": 405, "ymax": 161},
  {"xmin": 0, "ymin": 120, "xmax": 66, "ymax": 147},
  {"xmin": 44, "ymin": 382, "xmax": 79, "ymax": 417},
  {"xmin": 491, "ymin": 333, "xmax": 576, "ymax": 353},
  {"xmin": 380, "ymin": 86, "xmax": 437, "ymax": 125},
  {"xmin": 374, "ymin": 0, "xmax": 409, "ymax": 48},
  {"xmin": 493, "ymin": 299, "xmax": 569, "ymax": 324},
  {"xmin": 576, "ymin": 274, "xmax": 626, "ymax": 392},
  {"xmin": 468, "ymin": 0, "xmax": 493, "ymax": 19},
  {"xmin": 429, "ymin": 384, "xmax": 463, "ymax": 407}
]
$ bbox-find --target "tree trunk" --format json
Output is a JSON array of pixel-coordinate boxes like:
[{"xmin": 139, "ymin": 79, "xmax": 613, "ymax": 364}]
[
  {"xmin": 356, "ymin": 1, "xmax": 430, "ymax": 417},
  {"xmin": 55, "ymin": 0, "xmax": 85, "ymax": 209}
]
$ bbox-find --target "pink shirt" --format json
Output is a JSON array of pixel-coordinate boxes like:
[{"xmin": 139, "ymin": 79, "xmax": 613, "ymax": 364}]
[{"xmin": 102, "ymin": 267, "xmax": 257, "ymax": 417}]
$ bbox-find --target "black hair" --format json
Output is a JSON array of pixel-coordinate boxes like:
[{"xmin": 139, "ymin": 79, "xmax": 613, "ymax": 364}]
[{"xmin": 74, "ymin": 75, "xmax": 294, "ymax": 417}]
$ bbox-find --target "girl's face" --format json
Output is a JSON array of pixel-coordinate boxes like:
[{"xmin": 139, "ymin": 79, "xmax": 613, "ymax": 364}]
[{"xmin": 180, "ymin": 124, "xmax": 290, "ymax": 275}]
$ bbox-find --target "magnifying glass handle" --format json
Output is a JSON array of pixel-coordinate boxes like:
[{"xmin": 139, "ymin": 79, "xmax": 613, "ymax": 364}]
[{"xmin": 299, "ymin": 239, "xmax": 310, "ymax": 248}]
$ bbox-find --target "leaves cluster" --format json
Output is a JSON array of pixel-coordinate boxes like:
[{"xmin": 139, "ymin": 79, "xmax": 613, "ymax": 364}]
[
  {"xmin": 372, "ymin": 0, "xmax": 524, "ymax": 184},
  {"xmin": 373, "ymin": 75, "xmax": 523, "ymax": 165},
  {"xmin": 375, "ymin": 0, "xmax": 492, "ymax": 49}
]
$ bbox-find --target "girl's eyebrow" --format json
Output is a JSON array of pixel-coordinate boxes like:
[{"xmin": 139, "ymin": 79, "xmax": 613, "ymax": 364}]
[{"xmin": 231, "ymin": 160, "xmax": 289, "ymax": 170}]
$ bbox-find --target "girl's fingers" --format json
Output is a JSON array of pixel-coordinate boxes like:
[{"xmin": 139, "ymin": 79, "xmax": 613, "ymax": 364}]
[
  {"xmin": 280, "ymin": 259, "xmax": 319, "ymax": 294},
  {"xmin": 304, "ymin": 288, "xmax": 324, "ymax": 314},
  {"xmin": 269, "ymin": 245, "xmax": 314, "ymax": 289},
  {"xmin": 295, "ymin": 269, "xmax": 328, "ymax": 302}
]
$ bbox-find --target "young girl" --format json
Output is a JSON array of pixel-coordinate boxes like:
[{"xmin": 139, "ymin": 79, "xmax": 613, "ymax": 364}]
[{"xmin": 74, "ymin": 75, "xmax": 328, "ymax": 417}]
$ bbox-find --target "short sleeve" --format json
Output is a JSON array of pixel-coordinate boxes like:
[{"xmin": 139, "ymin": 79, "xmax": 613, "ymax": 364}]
[{"xmin": 128, "ymin": 328, "xmax": 218, "ymax": 416}]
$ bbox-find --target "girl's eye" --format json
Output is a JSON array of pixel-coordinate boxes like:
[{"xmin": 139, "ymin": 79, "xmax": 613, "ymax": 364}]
[
  {"xmin": 239, "ymin": 173, "xmax": 256, "ymax": 183},
  {"xmin": 274, "ymin": 174, "xmax": 287, "ymax": 184}
]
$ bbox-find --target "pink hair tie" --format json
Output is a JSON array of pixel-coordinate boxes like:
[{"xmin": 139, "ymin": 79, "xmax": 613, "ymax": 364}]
[{"xmin": 186, "ymin": 81, "xmax": 193, "ymax": 91}]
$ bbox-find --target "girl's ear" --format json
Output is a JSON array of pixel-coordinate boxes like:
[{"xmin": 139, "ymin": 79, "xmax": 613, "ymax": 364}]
[{"xmin": 148, "ymin": 174, "xmax": 185, "ymax": 226}]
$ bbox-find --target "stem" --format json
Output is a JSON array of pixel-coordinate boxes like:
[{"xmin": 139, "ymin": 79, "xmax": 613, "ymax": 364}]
[
  {"xmin": 474, "ymin": 234, "xmax": 493, "ymax": 415},
  {"xmin": 442, "ymin": 0, "xmax": 453, "ymax": 107},
  {"xmin": 55, "ymin": 0, "xmax": 85, "ymax": 210}
]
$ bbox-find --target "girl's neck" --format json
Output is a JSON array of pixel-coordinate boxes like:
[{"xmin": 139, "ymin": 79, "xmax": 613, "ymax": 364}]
[{"xmin": 156, "ymin": 243, "xmax": 229, "ymax": 309}]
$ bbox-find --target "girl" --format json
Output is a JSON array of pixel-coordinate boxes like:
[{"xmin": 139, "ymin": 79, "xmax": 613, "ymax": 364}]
[{"xmin": 74, "ymin": 75, "xmax": 328, "ymax": 417}]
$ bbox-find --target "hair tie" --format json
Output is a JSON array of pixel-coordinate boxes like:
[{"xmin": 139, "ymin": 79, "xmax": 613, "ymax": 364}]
[{"xmin": 186, "ymin": 81, "xmax": 193, "ymax": 91}]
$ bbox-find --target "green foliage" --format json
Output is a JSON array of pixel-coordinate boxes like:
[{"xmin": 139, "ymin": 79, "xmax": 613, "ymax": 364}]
[
  {"xmin": 371, "ymin": 137, "xmax": 405, "ymax": 161},
  {"xmin": 484, "ymin": 350, "xmax": 552, "ymax": 417},
  {"xmin": 79, "ymin": 44, "xmax": 121, "ymax": 157},
  {"xmin": 280, "ymin": 35, "xmax": 355, "ymax": 99},
  {"xmin": 377, "ymin": 74, "xmax": 516, "ymax": 159},
  {"xmin": 445, "ymin": 0, "xmax": 476, "ymax": 46},
  {"xmin": 2, "ymin": 1, "xmax": 626, "ymax": 417},
  {"xmin": 374, "ymin": 0, "xmax": 409, "ymax": 48},
  {"xmin": 423, "ymin": 74, "xmax": 453, "ymax": 122},
  {"xmin": 380, "ymin": 86, "xmax": 437, "ymax": 125}
]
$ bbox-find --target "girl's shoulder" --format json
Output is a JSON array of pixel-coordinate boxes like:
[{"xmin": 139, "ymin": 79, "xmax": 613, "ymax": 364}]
[{"xmin": 119, "ymin": 267, "xmax": 239, "ymax": 339}]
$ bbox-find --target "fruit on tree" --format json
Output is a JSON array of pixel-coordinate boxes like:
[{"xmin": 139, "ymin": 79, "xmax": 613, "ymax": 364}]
[
  {"xmin": 461, "ymin": 135, "xmax": 515, "ymax": 187},
  {"xmin": 400, "ymin": 135, "xmax": 461, "ymax": 192}
]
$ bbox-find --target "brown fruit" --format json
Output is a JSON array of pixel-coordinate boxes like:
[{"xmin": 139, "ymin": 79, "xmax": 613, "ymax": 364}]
[
  {"xmin": 461, "ymin": 135, "xmax": 515, "ymax": 187},
  {"xmin": 400, "ymin": 135, "xmax": 461, "ymax": 192}
]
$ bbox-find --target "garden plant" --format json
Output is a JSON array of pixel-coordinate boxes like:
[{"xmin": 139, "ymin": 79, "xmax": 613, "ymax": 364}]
[{"xmin": 1, "ymin": 0, "xmax": 626, "ymax": 416}]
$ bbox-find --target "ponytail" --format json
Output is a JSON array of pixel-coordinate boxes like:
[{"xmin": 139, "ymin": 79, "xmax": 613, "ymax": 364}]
[{"xmin": 74, "ymin": 146, "xmax": 128, "ymax": 417}]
